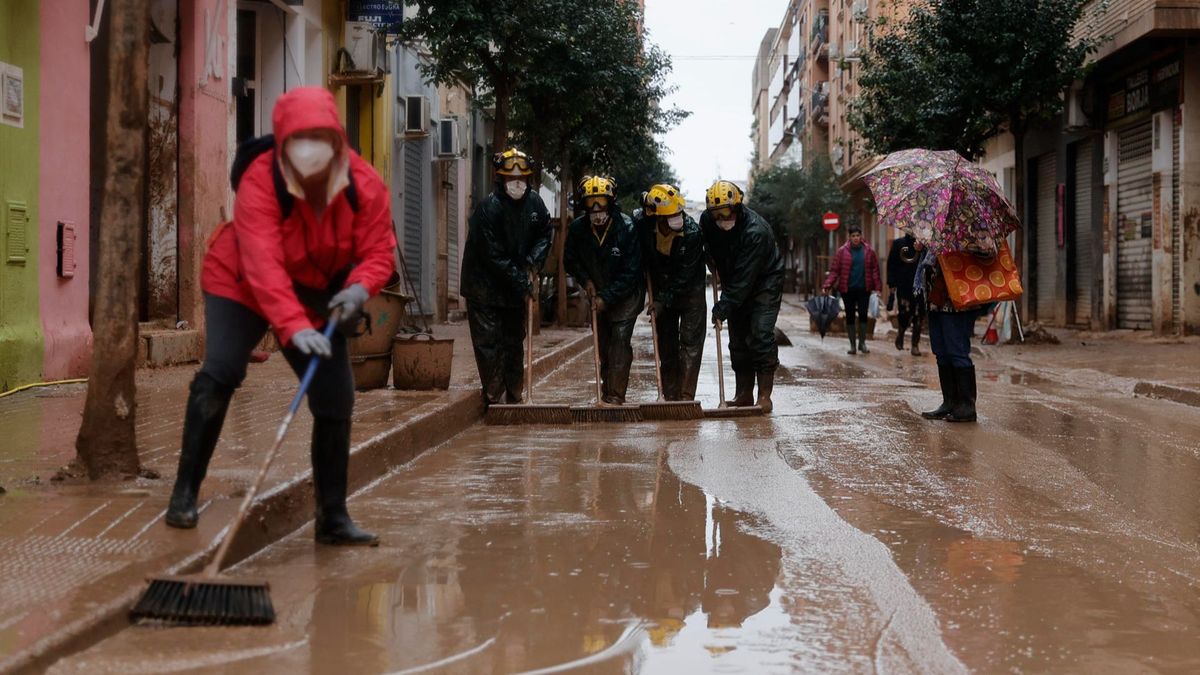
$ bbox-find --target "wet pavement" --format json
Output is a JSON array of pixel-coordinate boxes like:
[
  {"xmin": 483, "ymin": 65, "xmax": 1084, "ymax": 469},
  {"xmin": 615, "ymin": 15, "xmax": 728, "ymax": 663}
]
[{"xmin": 18, "ymin": 303, "xmax": 1200, "ymax": 673}]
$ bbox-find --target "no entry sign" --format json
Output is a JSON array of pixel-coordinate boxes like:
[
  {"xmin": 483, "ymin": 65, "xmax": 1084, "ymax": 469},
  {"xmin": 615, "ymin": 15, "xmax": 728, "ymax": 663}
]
[{"xmin": 822, "ymin": 212, "xmax": 840, "ymax": 231}]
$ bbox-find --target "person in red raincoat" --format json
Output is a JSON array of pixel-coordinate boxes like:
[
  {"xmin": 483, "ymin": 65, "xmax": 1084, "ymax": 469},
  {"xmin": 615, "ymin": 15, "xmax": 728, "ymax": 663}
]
[{"xmin": 165, "ymin": 87, "xmax": 396, "ymax": 546}]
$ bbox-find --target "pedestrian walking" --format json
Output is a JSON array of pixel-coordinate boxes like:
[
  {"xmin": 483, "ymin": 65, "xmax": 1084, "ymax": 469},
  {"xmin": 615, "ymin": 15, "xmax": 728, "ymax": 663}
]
[
  {"xmin": 919, "ymin": 243, "xmax": 992, "ymax": 423},
  {"xmin": 168, "ymin": 87, "xmax": 396, "ymax": 545},
  {"xmin": 460, "ymin": 148, "xmax": 554, "ymax": 407},
  {"xmin": 822, "ymin": 226, "xmax": 881, "ymax": 355},
  {"xmin": 565, "ymin": 175, "xmax": 645, "ymax": 405},
  {"xmin": 636, "ymin": 184, "xmax": 706, "ymax": 401},
  {"xmin": 887, "ymin": 233, "xmax": 925, "ymax": 355},
  {"xmin": 700, "ymin": 180, "xmax": 784, "ymax": 413}
]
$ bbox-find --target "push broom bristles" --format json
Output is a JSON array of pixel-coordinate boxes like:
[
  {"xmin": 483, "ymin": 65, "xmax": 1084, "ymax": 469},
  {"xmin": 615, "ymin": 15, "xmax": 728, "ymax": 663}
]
[
  {"xmin": 639, "ymin": 400, "xmax": 703, "ymax": 421},
  {"xmin": 130, "ymin": 577, "xmax": 274, "ymax": 626},
  {"xmin": 570, "ymin": 404, "xmax": 643, "ymax": 423},
  {"xmin": 485, "ymin": 403, "xmax": 573, "ymax": 425}
]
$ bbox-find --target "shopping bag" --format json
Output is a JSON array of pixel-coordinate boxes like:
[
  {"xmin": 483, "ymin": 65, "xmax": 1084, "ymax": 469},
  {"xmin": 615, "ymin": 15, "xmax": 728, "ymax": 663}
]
[
  {"xmin": 868, "ymin": 292, "xmax": 881, "ymax": 318},
  {"xmin": 937, "ymin": 240, "xmax": 1023, "ymax": 310}
]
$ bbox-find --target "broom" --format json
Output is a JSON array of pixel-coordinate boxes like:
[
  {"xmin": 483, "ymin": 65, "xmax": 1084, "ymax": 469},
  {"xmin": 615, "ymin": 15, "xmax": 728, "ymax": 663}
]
[
  {"xmin": 485, "ymin": 286, "xmax": 573, "ymax": 425},
  {"xmin": 130, "ymin": 312, "xmax": 342, "ymax": 625},
  {"xmin": 704, "ymin": 275, "xmax": 763, "ymax": 419},
  {"xmin": 639, "ymin": 275, "xmax": 702, "ymax": 421},
  {"xmin": 571, "ymin": 294, "xmax": 642, "ymax": 423}
]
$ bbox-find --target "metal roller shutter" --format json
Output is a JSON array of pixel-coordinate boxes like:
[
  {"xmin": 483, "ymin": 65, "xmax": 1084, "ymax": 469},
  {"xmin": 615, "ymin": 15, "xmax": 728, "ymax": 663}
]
[
  {"xmin": 1117, "ymin": 119, "xmax": 1153, "ymax": 330},
  {"xmin": 1073, "ymin": 143, "xmax": 1093, "ymax": 326},
  {"xmin": 1035, "ymin": 152, "xmax": 1057, "ymax": 322},
  {"xmin": 403, "ymin": 140, "xmax": 426, "ymax": 305},
  {"xmin": 447, "ymin": 167, "xmax": 460, "ymax": 297},
  {"xmin": 1172, "ymin": 109, "xmax": 1182, "ymax": 331}
]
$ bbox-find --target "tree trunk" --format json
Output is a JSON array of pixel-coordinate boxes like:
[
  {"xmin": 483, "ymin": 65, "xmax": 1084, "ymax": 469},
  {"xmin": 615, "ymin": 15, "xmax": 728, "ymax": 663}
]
[
  {"xmin": 75, "ymin": 0, "xmax": 148, "ymax": 479},
  {"xmin": 555, "ymin": 164, "xmax": 571, "ymax": 327},
  {"xmin": 491, "ymin": 79, "xmax": 510, "ymax": 151},
  {"xmin": 1011, "ymin": 120, "xmax": 1027, "ymax": 322}
]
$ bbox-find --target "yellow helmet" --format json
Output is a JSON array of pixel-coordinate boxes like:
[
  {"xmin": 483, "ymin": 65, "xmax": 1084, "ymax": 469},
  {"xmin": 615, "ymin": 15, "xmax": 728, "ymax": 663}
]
[
  {"xmin": 642, "ymin": 183, "xmax": 685, "ymax": 217},
  {"xmin": 579, "ymin": 175, "xmax": 616, "ymax": 212},
  {"xmin": 493, "ymin": 147, "xmax": 534, "ymax": 177},
  {"xmin": 705, "ymin": 180, "xmax": 743, "ymax": 218}
]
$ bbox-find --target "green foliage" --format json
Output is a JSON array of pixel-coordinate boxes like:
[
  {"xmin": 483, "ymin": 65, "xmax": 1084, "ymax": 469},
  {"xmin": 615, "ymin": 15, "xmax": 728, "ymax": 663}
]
[
  {"xmin": 849, "ymin": 0, "xmax": 1105, "ymax": 157},
  {"xmin": 749, "ymin": 156, "xmax": 853, "ymax": 245}
]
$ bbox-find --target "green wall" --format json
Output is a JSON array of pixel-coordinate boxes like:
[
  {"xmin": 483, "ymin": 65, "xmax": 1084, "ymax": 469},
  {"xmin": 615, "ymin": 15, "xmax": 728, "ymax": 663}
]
[{"xmin": 0, "ymin": 1, "xmax": 43, "ymax": 391}]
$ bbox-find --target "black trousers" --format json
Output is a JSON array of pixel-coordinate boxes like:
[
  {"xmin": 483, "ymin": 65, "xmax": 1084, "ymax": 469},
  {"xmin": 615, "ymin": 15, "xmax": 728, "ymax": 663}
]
[
  {"xmin": 466, "ymin": 301, "xmax": 526, "ymax": 405},
  {"xmin": 727, "ymin": 286, "xmax": 782, "ymax": 375},
  {"xmin": 595, "ymin": 305, "xmax": 637, "ymax": 404},
  {"xmin": 842, "ymin": 288, "xmax": 870, "ymax": 332},
  {"xmin": 199, "ymin": 293, "xmax": 354, "ymax": 420},
  {"xmin": 895, "ymin": 289, "xmax": 924, "ymax": 336},
  {"xmin": 655, "ymin": 284, "xmax": 706, "ymax": 400}
]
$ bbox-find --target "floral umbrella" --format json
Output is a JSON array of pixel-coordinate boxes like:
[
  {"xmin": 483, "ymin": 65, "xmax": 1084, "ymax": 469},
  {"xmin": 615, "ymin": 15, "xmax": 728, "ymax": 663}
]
[{"xmin": 862, "ymin": 149, "xmax": 1021, "ymax": 255}]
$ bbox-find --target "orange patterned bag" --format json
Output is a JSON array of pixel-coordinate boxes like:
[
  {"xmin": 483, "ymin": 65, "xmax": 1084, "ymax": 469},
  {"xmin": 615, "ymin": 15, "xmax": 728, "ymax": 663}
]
[{"xmin": 937, "ymin": 240, "xmax": 1023, "ymax": 310}]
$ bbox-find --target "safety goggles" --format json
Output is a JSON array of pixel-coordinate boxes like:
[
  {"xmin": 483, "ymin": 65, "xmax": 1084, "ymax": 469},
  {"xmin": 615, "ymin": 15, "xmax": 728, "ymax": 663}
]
[
  {"xmin": 495, "ymin": 155, "xmax": 532, "ymax": 173},
  {"xmin": 707, "ymin": 205, "xmax": 736, "ymax": 220},
  {"xmin": 582, "ymin": 196, "xmax": 610, "ymax": 212}
]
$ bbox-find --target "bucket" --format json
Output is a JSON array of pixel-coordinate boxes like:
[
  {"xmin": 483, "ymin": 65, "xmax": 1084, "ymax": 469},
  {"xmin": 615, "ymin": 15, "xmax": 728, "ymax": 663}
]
[
  {"xmin": 351, "ymin": 352, "xmax": 392, "ymax": 390},
  {"xmin": 392, "ymin": 334, "xmax": 454, "ymax": 390},
  {"xmin": 349, "ymin": 273, "xmax": 411, "ymax": 356}
]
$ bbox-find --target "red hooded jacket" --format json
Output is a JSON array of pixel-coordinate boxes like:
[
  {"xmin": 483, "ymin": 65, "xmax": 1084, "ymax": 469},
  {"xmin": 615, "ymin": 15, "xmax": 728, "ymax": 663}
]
[{"xmin": 202, "ymin": 87, "xmax": 396, "ymax": 346}]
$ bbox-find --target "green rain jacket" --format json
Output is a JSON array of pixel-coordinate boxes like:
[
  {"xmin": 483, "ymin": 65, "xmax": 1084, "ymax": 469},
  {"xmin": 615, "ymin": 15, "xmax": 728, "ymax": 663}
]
[
  {"xmin": 460, "ymin": 187, "xmax": 553, "ymax": 308},
  {"xmin": 699, "ymin": 206, "xmax": 785, "ymax": 321}
]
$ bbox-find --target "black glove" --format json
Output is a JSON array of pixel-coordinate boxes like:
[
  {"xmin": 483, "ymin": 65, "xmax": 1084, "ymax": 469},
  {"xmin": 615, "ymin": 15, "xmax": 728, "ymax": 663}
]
[
  {"xmin": 711, "ymin": 301, "xmax": 731, "ymax": 326},
  {"xmin": 648, "ymin": 300, "xmax": 665, "ymax": 316}
]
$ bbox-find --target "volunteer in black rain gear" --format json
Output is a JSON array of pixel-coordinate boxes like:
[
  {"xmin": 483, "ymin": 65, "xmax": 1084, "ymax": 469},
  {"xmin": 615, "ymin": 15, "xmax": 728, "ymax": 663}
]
[
  {"xmin": 460, "ymin": 148, "xmax": 554, "ymax": 406},
  {"xmin": 565, "ymin": 175, "xmax": 645, "ymax": 405},
  {"xmin": 700, "ymin": 180, "xmax": 785, "ymax": 413},
  {"xmin": 636, "ymin": 183, "xmax": 706, "ymax": 401}
]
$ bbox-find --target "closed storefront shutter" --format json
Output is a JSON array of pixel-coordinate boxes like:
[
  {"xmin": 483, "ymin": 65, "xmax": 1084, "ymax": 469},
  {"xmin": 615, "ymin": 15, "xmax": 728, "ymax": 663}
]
[
  {"xmin": 1035, "ymin": 152, "xmax": 1057, "ymax": 322},
  {"xmin": 1172, "ymin": 108, "xmax": 1182, "ymax": 331},
  {"xmin": 1072, "ymin": 143, "xmax": 1093, "ymax": 326},
  {"xmin": 1117, "ymin": 119, "xmax": 1153, "ymax": 329},
  {"xmin": 447, "ymin": 166, "xmax": 460, "ymax": 298},
  {"xmin": 403, "ymin": 140, "xmax": 426, "ymax": 305}
]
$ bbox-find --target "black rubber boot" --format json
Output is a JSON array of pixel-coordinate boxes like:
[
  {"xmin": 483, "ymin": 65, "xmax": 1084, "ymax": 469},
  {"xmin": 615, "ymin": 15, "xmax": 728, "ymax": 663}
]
[
  {"xmin": 730, "ymin": 370, "xmax": 756, "ymax": 406},
  {"xmin": 312, "ymin": 418, "xmax": 379, "ymax": 546},
  {"xmin": 166, "ymin": 374, "xmax": 234, "ymax": 529},
  {"xmin": 921, "ymin": 364, "xmax": 958, "ymax": 420},
  {"xmin": 895, "ymin": 326, "xmax": 906, "ymax": 350},
  {"xmin": 910, "ymin": 322, "xmax": 922, "ymax": 356},
  {"xmin": 946, "ymin": 366, "xmax": 978, "ymax": 423},
  {"xmin": 755, "ymin": 369, "xmax": 775, "ymax": 414},
  {"xmin": 846, "ymin": 322, "xmax": 857, "ymax": 355},
  {"xmin": 858, "ymin": 321, "xmax": 870, "ymax": 354}
]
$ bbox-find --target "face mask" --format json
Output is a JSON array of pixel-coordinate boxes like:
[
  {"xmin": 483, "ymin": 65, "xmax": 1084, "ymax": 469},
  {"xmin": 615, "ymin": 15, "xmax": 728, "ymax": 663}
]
[
  {"xmin": 505, "ymin": 179, "xmax": 527, "ymax": 201},
  {"xmin": 716, "ymin": 218, "xmax": 736, "ymax": 231},
  {"xmin": 286, "ymin": 138, "xmax": 335, "ymax": 178},
  {"xmin": 589, "ymin": 212, "xmax": 610, "ymax": 228},
  {"xmin": 666, "ymin": 214, "xmax": 684, "ymax": 232}
]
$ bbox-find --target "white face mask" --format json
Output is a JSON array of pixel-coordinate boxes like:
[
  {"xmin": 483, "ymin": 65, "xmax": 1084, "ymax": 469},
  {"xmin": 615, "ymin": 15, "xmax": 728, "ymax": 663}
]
[
  {"xmin": 286, "ymin": 138, "xmax": 335, "ymax": 178},
  {"xmin": 505, "ymin": 179, "xmax": 528, "ymax": 201},
  {"xmin": 666, "ymin": 214, "xmax": 685, "ymax": 232},
  {"xmin": 716, "ymin": 218, "xmax": 736, "ymax": 231},
  {"xmin": 589, "ymin": 212, "xmax": 610, "ymax": 228}
]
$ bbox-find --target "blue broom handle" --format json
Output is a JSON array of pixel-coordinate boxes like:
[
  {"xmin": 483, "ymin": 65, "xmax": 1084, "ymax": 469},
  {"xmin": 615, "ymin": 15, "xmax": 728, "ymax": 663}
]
[{"xmin": 288, "ymin": 312, "xmax": 341, "ymax": 416}]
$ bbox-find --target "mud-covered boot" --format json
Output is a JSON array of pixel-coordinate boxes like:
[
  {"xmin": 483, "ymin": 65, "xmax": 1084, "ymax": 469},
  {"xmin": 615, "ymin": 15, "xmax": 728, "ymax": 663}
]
[
  {"xmin": 166, "ymin": 374, "xmax": 234, "ymax": 529},
  {"xmin": 755, "ymin": 369, "xmax": 776, "ymax": 414},
  {"xmin": 312, "ymin": 418, "xmax": 379, "ymax": 546},
  {"xmin": 946, "ymin": 366, "xmax": 978, "ymax": 423},
  {"xmin": 846, "ymin": 322, "xmax": 857, "ymax": 355},
  {"xmin": 921, "ymin": 364, "xmax": 957, "ymax": 420},
  {"xmin": 895, "ymin": 326, "xmax": 906, "ymax": 350},
  {"xmin": 858, "ymin": 321, "xmax": 870, "ymax": 354},
  {"xmin": 729, "ymin": 370, "xmax": 756, "ymax": 406},
  {"xmin": 910, "ymin": 323, "xmax": 923, "ymax": 356}
]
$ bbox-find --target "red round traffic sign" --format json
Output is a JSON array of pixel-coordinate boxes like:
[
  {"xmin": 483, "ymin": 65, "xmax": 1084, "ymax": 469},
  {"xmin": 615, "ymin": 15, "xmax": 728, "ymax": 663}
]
[{"xmin": 822, "ymin": 212, "xmax": 840, "ymax": 232}]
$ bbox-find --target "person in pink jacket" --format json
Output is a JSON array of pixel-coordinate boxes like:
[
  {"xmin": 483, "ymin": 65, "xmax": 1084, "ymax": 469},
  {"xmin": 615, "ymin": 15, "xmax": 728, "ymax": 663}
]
[
  {"xmin": 166, "ymin": 87, "xmax": 396, "ymax": 546},
  {"xmin": 822, "ymin": 226, "xmax": 882, "ymax": 354}
]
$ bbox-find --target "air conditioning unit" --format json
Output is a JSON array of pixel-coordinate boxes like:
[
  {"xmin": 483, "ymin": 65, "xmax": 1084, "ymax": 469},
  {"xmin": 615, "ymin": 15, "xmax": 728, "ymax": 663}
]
[
  {"xmin": 828, "ymin": 43, "xmax": 840, "ymax": 59},
  {"xmin": 852, "ymin": 0, "xmax": 868, "ymax": 19},
  {"xmin": 404, "ymin": 95, "xmax": 430, "ymax": 135},
  {"xmin": 846, "ymin": 41, "xmax": 860, "ymax": 58},
  {"xmin": 437, "ymin": 118, "xmax": 459, "ymax": 157},
  {"xmin": 343, "ymin": 22, "xmax": 385, "ymax": 73}
]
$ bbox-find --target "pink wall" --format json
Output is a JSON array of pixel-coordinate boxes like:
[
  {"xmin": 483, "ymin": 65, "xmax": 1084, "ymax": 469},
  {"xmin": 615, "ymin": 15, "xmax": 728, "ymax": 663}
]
[
  {"xmin": 178, "ymin": 0, "xmax": 232, "ymax": 332},
  {"xmin": 38, "ymin": 1, "xmax": 93, "ymax": 379}
]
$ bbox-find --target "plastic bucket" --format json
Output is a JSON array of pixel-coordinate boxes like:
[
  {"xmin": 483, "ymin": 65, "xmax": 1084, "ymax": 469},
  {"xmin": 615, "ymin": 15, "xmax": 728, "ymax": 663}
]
[
  {"xmin": 351, "ymin": 352, "xmax": 392, "ymax": 390},
  {"xmin": 392, "ymin": 334, "xmax": 454, "ymax": 390},
  {"xmin": 349, "ymin": 273, "xmax": 411, "ymax": 356}
]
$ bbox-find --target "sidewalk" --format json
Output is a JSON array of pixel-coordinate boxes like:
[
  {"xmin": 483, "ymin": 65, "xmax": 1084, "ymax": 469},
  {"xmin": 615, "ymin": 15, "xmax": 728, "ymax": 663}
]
[{"xmin": 0, "ymin": 322, "xmax": 590, "ymax": 674}]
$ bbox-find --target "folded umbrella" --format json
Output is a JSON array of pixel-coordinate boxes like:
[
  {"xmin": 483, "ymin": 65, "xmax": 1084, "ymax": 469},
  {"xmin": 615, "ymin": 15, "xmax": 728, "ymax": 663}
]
[{"xmin": 806, "ymin": 295, "xmax": 840, "ymax": 339}]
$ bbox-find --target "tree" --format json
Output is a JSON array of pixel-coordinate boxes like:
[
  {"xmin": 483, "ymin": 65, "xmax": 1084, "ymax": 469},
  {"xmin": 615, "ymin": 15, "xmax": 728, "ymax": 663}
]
[
  {"xmin": 75, "ymin": 0, "xmax": 148, "ymax": 478},
  {"xmin": 749, "ymin": 155, "xmax": 852, "ymax": 245}
]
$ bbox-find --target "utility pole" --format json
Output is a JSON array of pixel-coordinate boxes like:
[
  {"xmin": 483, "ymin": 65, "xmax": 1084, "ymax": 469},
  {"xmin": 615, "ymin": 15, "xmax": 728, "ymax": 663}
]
[{"xmin": 75, "ymin": 0, "xmax": 149, "ymax": 479}]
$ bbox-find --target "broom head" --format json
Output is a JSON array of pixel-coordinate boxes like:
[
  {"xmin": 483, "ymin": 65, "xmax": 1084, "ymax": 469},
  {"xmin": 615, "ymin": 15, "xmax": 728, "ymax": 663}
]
[
  {"xmin": 703, "ymin": 404, "xmax": 764, "ymax": 419},
  {"xmin": 570, "ymin": 404, "xmax": 643, "ymax": 423},
  {"xmin": 485, "ymin": 403, "xmax": 573, "ymax": 425},
  {"xmin": 639, "ymin": 400, "xmax": 704, "ymax": 421},
  {"xmin": 130, "ymin": 575, "xmax": 274, "ymax": 626}
]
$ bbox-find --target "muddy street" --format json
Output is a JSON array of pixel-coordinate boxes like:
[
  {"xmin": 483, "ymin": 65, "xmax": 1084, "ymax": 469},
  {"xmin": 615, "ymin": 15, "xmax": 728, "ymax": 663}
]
[{"xmin": 46, "ymin": 308, "xmax": 1200, "ymax": 674}]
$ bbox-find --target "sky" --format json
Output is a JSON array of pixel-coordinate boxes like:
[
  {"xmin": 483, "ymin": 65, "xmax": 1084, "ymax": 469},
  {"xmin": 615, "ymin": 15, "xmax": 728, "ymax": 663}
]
[{"xmin": 643, "ymin": 0, "xmax": 785, "ymax": 202}]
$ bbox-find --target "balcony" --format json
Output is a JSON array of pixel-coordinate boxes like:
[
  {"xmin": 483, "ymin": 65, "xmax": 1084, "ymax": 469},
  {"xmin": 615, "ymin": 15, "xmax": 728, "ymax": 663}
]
[
  {"xmin": 811, "ymin": 9, "xmax": 829, "ymax": 58},
  {"xmin": 812, "ymin": 87, "xmax": 829, "ymax": 126}
]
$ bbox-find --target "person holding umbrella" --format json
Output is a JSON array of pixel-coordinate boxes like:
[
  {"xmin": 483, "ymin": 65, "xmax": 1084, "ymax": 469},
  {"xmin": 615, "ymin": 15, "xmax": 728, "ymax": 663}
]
[
  {"xmin": 636, "ymin": 183, "xmax": 706, "ymax": 401},
  {"xmin": 565, "ymin": 175, "xmax": 644, "ymax": 405},
  {"xmin": 887, "ymin": 232, "xmax": 925, "ymax": 355},
  {"xmin": 700, "ymin": 180, "xmax": 784, "ymax": 412},
  {"xmin": 823, "ymin": 226, "xmax": 882, "ymax": 355}
]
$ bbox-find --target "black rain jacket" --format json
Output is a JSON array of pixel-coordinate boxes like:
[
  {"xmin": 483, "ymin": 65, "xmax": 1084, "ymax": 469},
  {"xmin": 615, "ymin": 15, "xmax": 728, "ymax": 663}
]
[
  {"xmin": 460, "ymin": 187, "xmax": 553, "ymax": 308},
  {"xmin": 700, "ymin": 206, "xmax": 784, "ymax": 320}
]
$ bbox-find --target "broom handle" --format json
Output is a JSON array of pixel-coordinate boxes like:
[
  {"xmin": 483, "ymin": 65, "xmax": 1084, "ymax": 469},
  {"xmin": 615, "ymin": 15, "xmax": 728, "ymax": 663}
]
[
  {"xmin": 526, "ymin": 284, "xmax": 535, "ymax": 404},
  {"xmin": 591, "ymin": 293, "xmax": 604, "ymax": 404},
  {"xmin": 204, "ymin": 310, "xmax": 341, "ymax": 577},
  {"xmin": 711, "ymin": 274, "xmax": 728, "ymax": 408},
  {"xmin": 645, "ymin": 274, "xmax": 666, "ymax": 401}
]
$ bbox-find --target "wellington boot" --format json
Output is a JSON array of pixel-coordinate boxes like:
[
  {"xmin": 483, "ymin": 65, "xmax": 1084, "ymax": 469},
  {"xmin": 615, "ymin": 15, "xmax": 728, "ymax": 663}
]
[
  {"xmin": 910, "ymin": 324, "xmax": 922, "ymax": 356},
  {"xmin": 312, "ymin": 418, "xmax": 379, "ymax": 546},
  {"xmin": 846, "ymin": 322, "xmax": 857, "ymax": 355},
  {"xmin": 946, "ymin": 366, "xmax": 978, "ymax": 423},
  {"xmin": 921, "ymin": 364, "xmax": 957, "ymax": 420},
  {"xmin": 857, "ymin": 321, "xmax": 870, "ymax": 354},
  {"xmin": 755, "ymin": 369, "xmax": 775, "ymax": 414},
  {"xmin": 895, "ymin": 328, "xmax": 906, "ymax": 350},
  {"xmin": 166, "ymin": 374, "xmax": 234, "ymax": 529},
  {"xmin": 729, "ymin": 370, "xmax": 756, "ymax": 406}
]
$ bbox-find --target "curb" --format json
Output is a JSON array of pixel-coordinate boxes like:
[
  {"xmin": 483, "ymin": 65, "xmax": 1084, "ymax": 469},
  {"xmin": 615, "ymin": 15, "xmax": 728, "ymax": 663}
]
[
  {"xmin": 1132, "ymin": 381, "xmax": 1200, "ymax": 409},
  {"xmin": 7, "ymin": 332, "xmax": 591, "ymax": 675}
]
